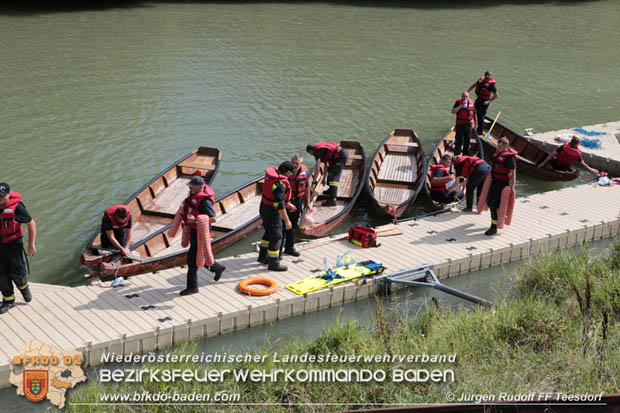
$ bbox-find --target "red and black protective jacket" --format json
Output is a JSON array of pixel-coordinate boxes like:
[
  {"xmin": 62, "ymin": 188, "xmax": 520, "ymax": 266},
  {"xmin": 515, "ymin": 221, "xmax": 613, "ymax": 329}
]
[
  {"xmin": 311, "ymin": 142, "xmax": 342, "ymax": 163},
  {"xmin": 455, "ymin": 98, "xmax": 475, "ymax": 126},
  {"xmin": 555, "ymin": 143, "xmax": 582, "ymax": 169},
  {"xmin": 288, "ymin": 164, "xmax": 307, "ymax": 200},
  {"xmin": 455, "ymin": 156, "xmax": 485, "ymax": 178},
  {"xmin": 475, "ymin": 76, "xmax": 496, "ymax": 101},
  {"xmin": 0, "ymin": 192, "xmax": 24, "ymax": 244},
  {"xmin": 183, "ymin": 186, "xmax": 215, "ymax": 229},
  {"xmin": 262, "ymin": 168, "xmax": 292, "ymax": 209},
  {"xmin": 105, "ymin": 204, "xmax": 132, "ymax": 229},
  {"xmin": 491, "ymin": 148, "xmax": 518, "ymax": 182},
  {"xmin": 429, "ymin": 164, "xmax": 451, "ymax": 192}
]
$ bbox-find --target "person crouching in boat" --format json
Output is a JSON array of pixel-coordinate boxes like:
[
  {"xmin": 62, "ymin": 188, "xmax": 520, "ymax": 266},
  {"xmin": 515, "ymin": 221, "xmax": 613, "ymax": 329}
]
[
  {"xmin": 258, "ymin": 161, "xmax": 294, "ymax": 272},
  {"xmin": 180, "ymin": 175, "xmax": 225, "ymax": 296},
  {"xmin": 486, "ymin": 137, "xmax": 516, "ymax": 236},
  {"xmin": 282, "ymin": 154, "xmax": 310, "ymax": 258},
  {"xmin": 451, "ymin": 91, "xmax": 477, "ymax": 156},
  {"xmin": 306, "ymin": 141, "xmax": 349, "ymax": 207},
  {"xmin": 100, "ymin": 204, "xmax": 132, "ymax": 257},
  {"xmin": 0, "ymin": 183, "xmax": 36, "ymax": 314},
  {"xmin": 454, "ymin": 155, "xmax": 491, "ymax": 212},
  {"xmin": 538, "ymin": 136, "xmax": 598, "ymax": 175},
  {"xmin": 429, "ymin": 155, "xmax": 464, "ymax": 206}
]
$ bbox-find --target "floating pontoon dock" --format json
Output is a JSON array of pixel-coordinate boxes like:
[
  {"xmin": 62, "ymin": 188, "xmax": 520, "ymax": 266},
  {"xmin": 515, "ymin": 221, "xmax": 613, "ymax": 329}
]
[{"xmin": 1, "ymin": 182, "xmax": 618, "ymax": 387}]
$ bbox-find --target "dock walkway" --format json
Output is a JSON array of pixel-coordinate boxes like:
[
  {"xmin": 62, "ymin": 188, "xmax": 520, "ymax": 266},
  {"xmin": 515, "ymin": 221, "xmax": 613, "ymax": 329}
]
[{"xmin": 1, "ymin": 183, "xmax": 619, "ymax": 388}]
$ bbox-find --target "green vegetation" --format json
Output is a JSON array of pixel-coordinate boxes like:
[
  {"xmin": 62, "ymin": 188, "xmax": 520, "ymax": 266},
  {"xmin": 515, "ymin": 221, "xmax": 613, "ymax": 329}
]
[{"xmin": 66, "ymin": 241, "xmax": 620, "ymax": 412}]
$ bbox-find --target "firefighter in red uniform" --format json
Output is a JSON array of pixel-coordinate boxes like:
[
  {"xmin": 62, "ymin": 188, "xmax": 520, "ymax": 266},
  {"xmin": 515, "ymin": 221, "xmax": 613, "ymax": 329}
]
[
  {"xmin": 486, "ymin": 137, "xmax": 516, "ymax": 236},
  {"xmin": 100, "ymin": 204, "xmax": 132, "ymax": 257},
  {"xmin": 451, "ymin": 91, "xmax": 478, "ymax": 156},
  {"xmin": 306, "ymin": 142, "xmax": 349, "ymax": 207},
  {"xmin": 429, "ymin": 155, "xmax": 464, "ymax": 205},
  {"xmin": 454, "ymin": 154, "xmax": 491, "ymax": 212},
  {"xmin": 180, "ymin": 175, "xmax": 225, "ymax": 295},
  {"xmin": 0, "ymin": 183, "xmax": 36, "ymax": 314},
  {"xmin": 258, "ymin": 162, "xmax": 294, "ymax": 271},
  {"xmin": 282, "ymin": 154, "xmax": 309, "ymax": 257},
  {"xmin": 468, "ymin": 71, "xmax": 499, "ymax": 136},
  {"xmin": 538, "ymin": 136, "xmax": 598, "ymax": 175}
]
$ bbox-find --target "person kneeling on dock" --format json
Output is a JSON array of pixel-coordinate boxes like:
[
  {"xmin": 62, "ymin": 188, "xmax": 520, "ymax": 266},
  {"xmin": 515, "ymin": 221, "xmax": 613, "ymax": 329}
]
[
  {"xmin": 100, "ymin": 204, "xmax": 132, "ymax": 257},
  {"xmin": 306, "ymin": 141, "xmax": 349, "ymax": 207},
  {"xmin": 486, "ymin": 137, "xmax": 516, "ymax": 236},
  {"xmin": 538, "ymin": 136, "xmax": 598, "ymax": 175},
  {"xmin": 180, "ymin": 176, "xmax": 225, "ymax": 296},
  {"xmin": 454, "ymin": 155, "xmax": 491, "ymax": 212},
  {"xmin": 282, "ymin": 154, "xmax": 309, "ymax": 257},
  {"xmin": 429, "ymin": 155, "xmax": 464, "ymax": 206},
  {"xmin": 258, "ymin": 162, "xmax": 294, "ymax": 271},
  {"xmin": 0, "ymin": 183, "xmax": 36, "ymax": 314}
]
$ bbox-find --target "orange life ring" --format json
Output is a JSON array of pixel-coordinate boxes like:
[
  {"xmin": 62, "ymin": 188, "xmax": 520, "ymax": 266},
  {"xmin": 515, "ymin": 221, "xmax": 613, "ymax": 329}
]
[{"xmin": 238, "ymin": 277, "xmax": 278, "ymax": 296}]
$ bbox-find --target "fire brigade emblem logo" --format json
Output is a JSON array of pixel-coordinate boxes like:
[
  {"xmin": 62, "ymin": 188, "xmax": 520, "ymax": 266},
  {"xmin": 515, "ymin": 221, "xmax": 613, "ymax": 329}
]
[{"xmin": 23, "ymin": 370, "xmax": 49, "ymax": 402}]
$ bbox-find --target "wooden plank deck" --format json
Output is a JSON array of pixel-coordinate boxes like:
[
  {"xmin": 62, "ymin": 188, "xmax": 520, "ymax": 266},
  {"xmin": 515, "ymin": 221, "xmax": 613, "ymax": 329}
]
[
  {"xmin": 377, "ymin": 153, "xmax": 418, "ymax": 183},
  {"xmin": 1, "ymin": 183, "xmax": 619, "ymax": 387}
]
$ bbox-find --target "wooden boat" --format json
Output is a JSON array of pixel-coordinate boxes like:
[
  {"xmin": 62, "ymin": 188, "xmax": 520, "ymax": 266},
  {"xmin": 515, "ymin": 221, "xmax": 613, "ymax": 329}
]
[
  {"xmin": 366, "ymin": 129, "xmax": 426, "ymax": 218},
  {"xmin": 99, "ymin": 175, "xmax": 264, "ymax": 277},
  {"xmin": 481, "ymin": 116, "xmax": 580, "ymax": 181},
  {"xmin": 425, "ymin": 127, "xmax": 484, "ymax": 210},
  {"xmin": 80, "ymin": 147, "xmax": 220, "ymax": 267},
  {"xmin": 300, "ymin": 140, "xmax": 366, "ymax": 238}
]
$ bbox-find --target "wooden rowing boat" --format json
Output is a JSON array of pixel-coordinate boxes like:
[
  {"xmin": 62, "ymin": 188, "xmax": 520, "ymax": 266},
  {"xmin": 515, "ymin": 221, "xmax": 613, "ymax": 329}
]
[
  {"xmin": 481, "ymin": 116, "xmax": 580, "ymax": 181},
  {"xmin": 366, "ymin": 129, "xmax": 426, "ymax": 218},
  {"xmin": 425, "ymin": 127, "xmax": 484, "ymax": 210},
  {"xmin": 80, "ymin": 147, "xmax": 220, "ymax": 267},
  {"xmin": 99, "ymin": 175, "xmax": 264, "ymax": 277},
  {"xmin": 299, "ymin": 140, "xmax": 367, "ymax": 238}
]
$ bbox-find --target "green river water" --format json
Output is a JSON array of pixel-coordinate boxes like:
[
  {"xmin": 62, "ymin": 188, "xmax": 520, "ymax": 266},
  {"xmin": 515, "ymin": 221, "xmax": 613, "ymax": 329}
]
[{"xmin": 1, "ymin": 1, "xmax": 619, "ymax": 409}]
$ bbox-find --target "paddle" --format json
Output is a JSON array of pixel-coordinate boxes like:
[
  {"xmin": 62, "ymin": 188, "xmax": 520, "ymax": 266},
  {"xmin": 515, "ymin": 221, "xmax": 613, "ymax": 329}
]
[{"xmin": 482, "ymin": 111, "xmax": 502, "ymax": 142}]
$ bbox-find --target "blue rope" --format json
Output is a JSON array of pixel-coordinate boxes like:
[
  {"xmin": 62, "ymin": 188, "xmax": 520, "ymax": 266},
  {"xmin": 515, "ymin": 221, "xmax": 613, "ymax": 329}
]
[
  {"xmin": 581, "ymin": 139, "xmax": 602, "ymax": 149},
  {"xmin": 573, "ymin": 127, "xmax": 607, "ymax": 136}
]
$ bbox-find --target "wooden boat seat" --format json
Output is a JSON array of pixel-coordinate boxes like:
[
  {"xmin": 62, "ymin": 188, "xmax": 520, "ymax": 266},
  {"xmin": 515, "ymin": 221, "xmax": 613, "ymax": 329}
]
[
  {"xmin": 214, "ymin": 195, "xmax": 261, "ymax": 230},
  {"xmin": 178, "ymin": 161, "xmax": 217, "ymax": 171},
  {"xmin": 377, "ymin": 153, "xmax": 418, "ymax": 183}
]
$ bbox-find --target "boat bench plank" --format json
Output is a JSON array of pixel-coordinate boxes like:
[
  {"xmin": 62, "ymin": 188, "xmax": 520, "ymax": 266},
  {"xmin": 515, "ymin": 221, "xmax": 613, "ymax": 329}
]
[{"xmin": 215, "ymin": 196, "xmax": 261, "ymax": 230}]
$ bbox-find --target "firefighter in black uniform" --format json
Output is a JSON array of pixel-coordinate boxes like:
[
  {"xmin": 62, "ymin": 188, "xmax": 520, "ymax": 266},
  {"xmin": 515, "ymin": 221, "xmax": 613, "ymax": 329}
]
[
  {"xmin": 180, "ymin": 175, "xmax": 225, "ymax": 296},
  {"xmin": 306, "ymin": 142, "xmax": 349, "ymax": 207},
  {"xmin": 282, "ymin": 154, "xmax": 309, "ymax": 257},
  {"xmin": 486, "ymin": 137, "xmax": 516, "ymax": 236},
  {"xmin": 257, "ymin": 162, "xmax": 294, "ymax": 271},
  {"xmin": 468, "ymin": 71, "xmax": 499, "ymax": 136},
  {"xmin": 0, "ymin": 183, "xmax": 36, "ymax": 314}
]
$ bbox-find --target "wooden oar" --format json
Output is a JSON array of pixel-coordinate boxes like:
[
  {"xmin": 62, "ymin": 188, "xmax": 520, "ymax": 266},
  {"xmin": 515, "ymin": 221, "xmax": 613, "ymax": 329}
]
[{"xmin": 482, "ymin": 111, "xmax": 502, "ymax": 142}]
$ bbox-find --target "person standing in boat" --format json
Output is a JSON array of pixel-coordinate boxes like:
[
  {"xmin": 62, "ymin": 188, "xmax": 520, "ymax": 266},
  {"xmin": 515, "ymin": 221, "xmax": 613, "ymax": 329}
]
[
  {"xmin": 468, "ymin": 71, "xmax": 499, "ymax": 136},
  {"xmin": 454, "ymin": 155, "xmax": 491, "ymax": 212},
  {"xmin": 538, "ymin": 136, "xmax": 598, "ymax": 175},
  {"xmin": 100, "ymin": 204, "xmax": 133, "ymax": 257},
  {"xmin": 306, "ymin": 142, "xmax": 349, "ymax": 207},
  {"xmin": 282, "ymin": 154, "xmax": 309, "ymax": 258},
  {"xmin": 0, "ymin": 183, "xmax": 36, "ymax": 314},
  {"xmin": 180, "ymin": 175, "xmax": 225, "ymax": 295},
  {"xmin": 258, "ymin": 162, "xmax": 294, "ymax": 271},
  {"xmin": 429, "ymin": 155, "xmax": 464, "ymax": 206},
  {"xmin": 485, "ymin": 137, "xmax": 516, "ymax": 236},
  {"xmin": 451, "ymin": 91, "xmax": 477, "ymax": 156}
]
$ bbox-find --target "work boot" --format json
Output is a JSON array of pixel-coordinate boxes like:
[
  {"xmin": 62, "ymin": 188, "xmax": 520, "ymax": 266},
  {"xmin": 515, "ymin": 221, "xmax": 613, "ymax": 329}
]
[
  {"xmin": 484, "ymin": 224, "xmax": 498, "ymax": 236},
  {"xmin": 284, "ymin": 247, "xmax": 300, "ymax": 257},
  {"xmin": 19, "ymin": 284, "xmax": 32, "ymax": 303},
  {"xmin": 209, "ymin": 262, "xmax": 226, "ymax": 282},
  {"xmin": 321, "ymin": 199, "xmax": 337, "ymax": 207},
  {"xmin": 180, "ymin": 272, "xmax": 199, "ymax": 296},
  {"xmin": 0, "ymin": 301, "xmax": 15, "ymax": 315},
  {"xmin": 268, "ymin": 257, "xmax": 288, "ymax": 272},
  {"xmin": 257, "ymin": 247, "xmax": 268, "ymax": 264}
]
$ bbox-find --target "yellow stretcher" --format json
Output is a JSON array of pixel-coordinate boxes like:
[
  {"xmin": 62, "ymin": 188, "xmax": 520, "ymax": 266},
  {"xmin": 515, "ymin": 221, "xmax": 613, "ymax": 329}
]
[{"xmin": 286, "ymin": 260, "xmax": 386, "ymax": 295}]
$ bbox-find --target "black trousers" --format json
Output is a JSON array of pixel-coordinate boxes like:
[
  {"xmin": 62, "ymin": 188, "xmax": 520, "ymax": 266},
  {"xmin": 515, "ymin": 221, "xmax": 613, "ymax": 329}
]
[
  {"xmin": 101, "ymin": 228, "xmax": 126, "ymax": 248},
  {"xmin": 430, "ymin": 190, "xmax": 458, "ymax": 204},
  {"xmin": 0, "ymin": 239, "xmax": 28, "ymax": 301},
  {"xmin": 284, "ymin": 198, "xmax": 303, "ymax": 249},
  {"xmin": 475, "ymin": 98, "xmax": 489, "ymax": 135},
  {"xmin": 185, "ymin": 228, "xmax": 220, "ymax": 288},
  {"xmin": 260, "ymin": 203, "xmax": 283, "ymax": 258},
  {"xmin": 454, "ymin": 124, "xmax": 472, "ymax": 156},
  {"xmin": 465, "ymin": 164, "xmax": 491, "ymax": 209},
  {"xmin": 326, "ymin": 150, "xmax": 349, "ymax": 191}
]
